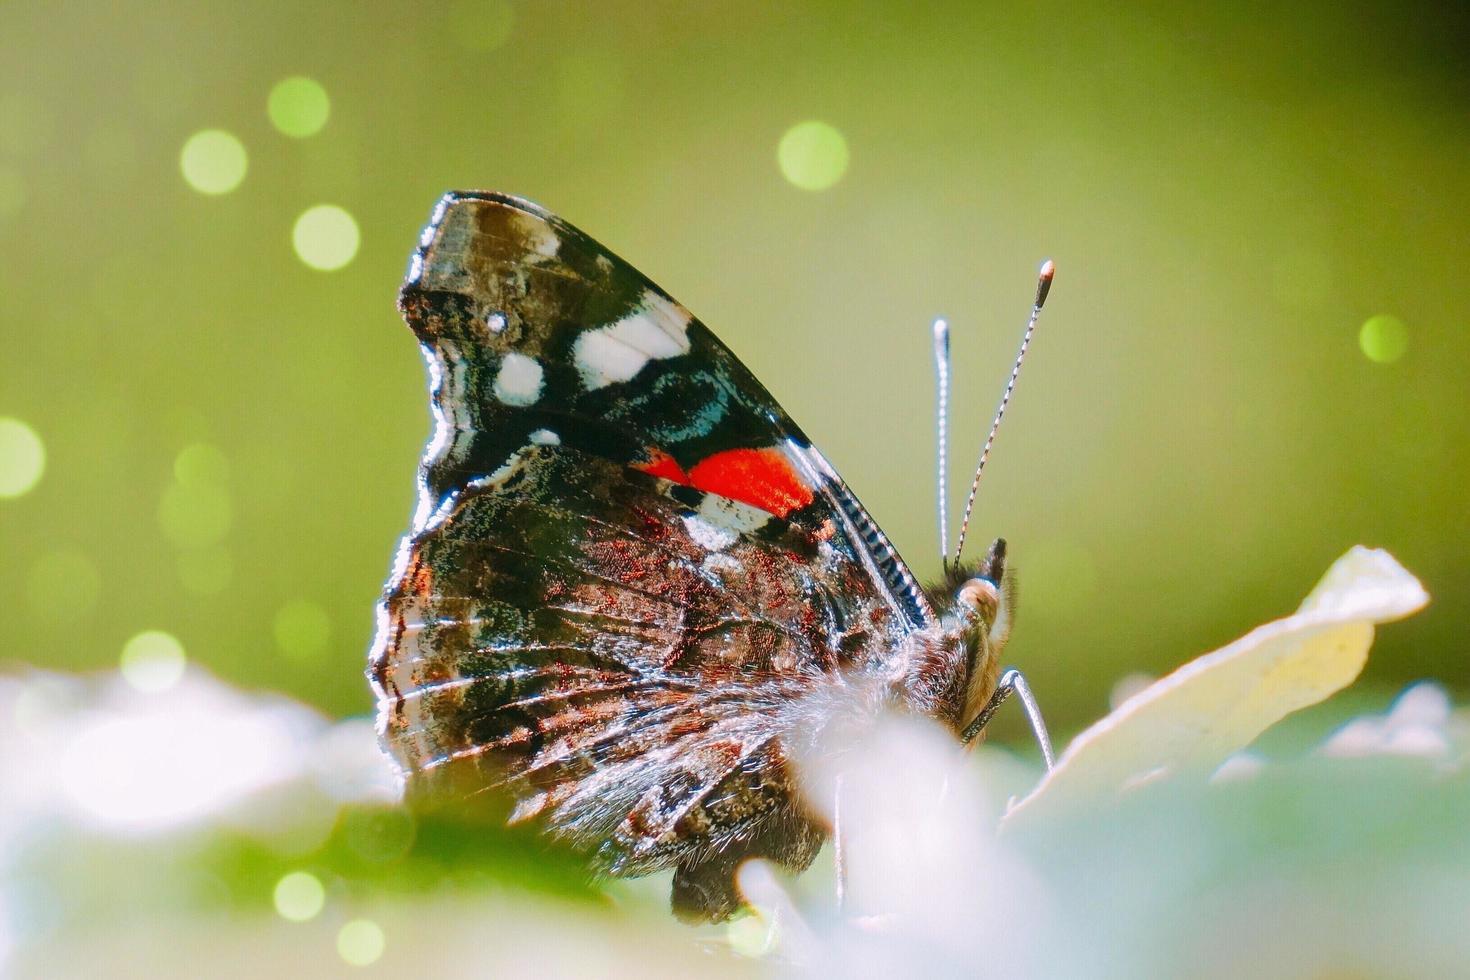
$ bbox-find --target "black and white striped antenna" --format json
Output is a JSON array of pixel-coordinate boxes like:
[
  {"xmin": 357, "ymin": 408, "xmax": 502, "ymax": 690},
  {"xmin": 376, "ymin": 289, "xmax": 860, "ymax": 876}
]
[
  {"xmin": 951, "ymin": 259, "xmax": 1055, "ymax": 565},
  {"xmin": 932, "ymin": 317, "xmax": 951, "ymax": 569}
]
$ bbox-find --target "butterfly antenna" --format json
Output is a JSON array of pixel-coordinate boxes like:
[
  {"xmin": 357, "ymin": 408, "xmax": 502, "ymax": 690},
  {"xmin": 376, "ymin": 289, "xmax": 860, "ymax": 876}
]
[
  {"xmin": 932, "ymin": 317, "xmax": 951, "ymax": 570},
  {"xmin": 952, "ymin": 260, "xmax": 1055, "ymax": 564}
]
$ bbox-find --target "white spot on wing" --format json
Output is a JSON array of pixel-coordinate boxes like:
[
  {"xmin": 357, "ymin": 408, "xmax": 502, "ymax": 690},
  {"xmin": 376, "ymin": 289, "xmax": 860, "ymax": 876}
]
[
  {"xmin": 611, "ymin": 304, "xmax": 689, "ymax": 359},
  {"xmin": 573, "ymin": 330, "xmax": 649, "ymax": 390},
  {"xmin": 493, "ymin": 352, "xmax": 544, "ymax": 406},
  {"xmin": 529, "ymin": 428, "xmax": 560, "ymax": 445},
  {"xmin": 701, "ymin": 493, "xmax": 770, "ymax": 534},
  {"xmin": 681, "ymin": 493, "xmax": 771, "ymax": 552},
  {"xmin": 683, "ymin": 514, "xmax": 739, "ymax": 552},
  {"xmin": 573, "ymin": 289, "xmax": 693, "ymax": 390}
]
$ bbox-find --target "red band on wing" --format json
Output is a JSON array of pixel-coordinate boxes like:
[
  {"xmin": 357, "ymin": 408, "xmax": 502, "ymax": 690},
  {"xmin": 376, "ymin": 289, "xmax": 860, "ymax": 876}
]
[
  {"xmin": 634, "ymin": 446, "xmax": 815, "ymax": 518},
  {"xmin": 689, "ymin": 447, "xmax": 814, "ymax": 517},
  {"xmin": 632, "ymin": 451, "xmax": 690, "ymax": 484}
]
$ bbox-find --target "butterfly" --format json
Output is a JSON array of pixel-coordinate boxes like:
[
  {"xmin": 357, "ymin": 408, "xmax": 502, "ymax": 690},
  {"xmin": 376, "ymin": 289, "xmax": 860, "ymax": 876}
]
[{"xmin": 368, "ymin": 192, "xmax": 1054, "ymax": 922}]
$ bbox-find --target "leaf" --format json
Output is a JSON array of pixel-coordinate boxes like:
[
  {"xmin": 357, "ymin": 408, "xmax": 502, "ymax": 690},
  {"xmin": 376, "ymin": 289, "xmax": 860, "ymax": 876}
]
[{"xmin": 1005, "ymin": 546, "xmax": 1429, "ymax": 824}]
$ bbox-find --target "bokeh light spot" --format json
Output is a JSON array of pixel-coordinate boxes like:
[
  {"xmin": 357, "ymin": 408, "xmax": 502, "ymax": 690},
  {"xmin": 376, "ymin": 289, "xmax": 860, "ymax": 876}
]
[
  {"xmin": 0, "ymin": 167, "xmax": 27, "ymax": 218},
  {"xmin": 777, "ymin": 121, "xmax": 850, "ymax": 191},
  {"xmin": 337, "ymin": 919, "xmax": 385, "ymax": 966},
  {"xmin": 0, "ymin": 417, "xmax": 45, "ymax": 498},
  {"xmin": 447, "ymin": 0, "xmax": 515, "ymax": 51},
  {"xmin": 273, "ymin": 871, "xmax": 326, "ymax": 922},
  {"xmin": 119, "ymin": 630, "xmax": 187, "ymax": 694},
  {"xmin": 293, "ymin": 205, "xmax": 360, "ymax": 271},
  {"xmin": 174, "ymin": 442, "xmax": 230, "ymax": 488},
  {"xmin": 180, "ymin": 129, "xmax": 248, "ymax": 195},
  {"xmin": 26, "ymin": 550, "xmax": 101, "ymax": 621},
  {"xmin": 268, "ymin": 77, "xmax": 331, "ymax": 138},
  {"xmin": 177, "ymin": 546, "xmax": 234, "ymax": 596},
  {"xmin": 1359, "ymin": 314, "xmax": 1408, "ymax": 364},
  {"xmin": 158, "ymin": 480, "xmax": 233, "ymax": 548},
  {"xmin": 273, "ymin": 600, "xmax": 332, "ymax": 658}
]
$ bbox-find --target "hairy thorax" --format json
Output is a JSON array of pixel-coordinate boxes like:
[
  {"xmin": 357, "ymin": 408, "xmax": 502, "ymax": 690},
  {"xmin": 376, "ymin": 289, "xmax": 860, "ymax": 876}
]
[{"xmin": 891, "ymin": 624, "xmax": 999, "ymax": 736}]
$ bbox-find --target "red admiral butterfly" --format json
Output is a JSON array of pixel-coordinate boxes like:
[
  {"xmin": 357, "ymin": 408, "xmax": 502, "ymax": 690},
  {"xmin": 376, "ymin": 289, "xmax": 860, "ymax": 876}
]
[{"xmin": 369, "ymin": 192, "xmax": 1055, "ymax": 921}]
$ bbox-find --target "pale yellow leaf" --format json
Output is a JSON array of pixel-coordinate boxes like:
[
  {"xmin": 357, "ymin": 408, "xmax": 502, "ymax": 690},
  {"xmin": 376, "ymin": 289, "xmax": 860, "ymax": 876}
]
[{"xmin": 1005, "ymin": 546, "xmax": 1429, "ymax": 824}]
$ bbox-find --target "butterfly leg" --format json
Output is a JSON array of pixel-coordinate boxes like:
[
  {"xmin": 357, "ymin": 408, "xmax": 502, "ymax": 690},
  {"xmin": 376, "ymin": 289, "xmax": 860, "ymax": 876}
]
[{"xmin": 960, "ymin": 668, "xmax": 1055, "ymax": 770}]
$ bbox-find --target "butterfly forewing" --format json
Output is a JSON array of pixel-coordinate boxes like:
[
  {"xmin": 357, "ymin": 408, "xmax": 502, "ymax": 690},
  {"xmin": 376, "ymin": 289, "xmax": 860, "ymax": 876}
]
[{"xmin": 370, "ymin": 192, "xmax": 935, "ymax": 920}]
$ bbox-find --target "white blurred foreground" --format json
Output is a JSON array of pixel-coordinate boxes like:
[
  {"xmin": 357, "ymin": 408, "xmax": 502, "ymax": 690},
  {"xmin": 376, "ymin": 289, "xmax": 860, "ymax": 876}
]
[
  {"xmin": 741, "ymin": 692, "xmax": 1469, "ymax": 979},
  {"xmin": 3, "ymin": 667, "xmax": 398, "ymax": 841},
  {"xmin": 1, "ymin": 547, "xmax": 1464, "ymax": 979}
]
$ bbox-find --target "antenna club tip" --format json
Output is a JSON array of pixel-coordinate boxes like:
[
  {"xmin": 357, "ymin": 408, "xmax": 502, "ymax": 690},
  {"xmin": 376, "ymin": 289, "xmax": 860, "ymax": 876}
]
[{"xmin": 1034, "ymin": 259, "xmax": 1055, "ymax": 309}]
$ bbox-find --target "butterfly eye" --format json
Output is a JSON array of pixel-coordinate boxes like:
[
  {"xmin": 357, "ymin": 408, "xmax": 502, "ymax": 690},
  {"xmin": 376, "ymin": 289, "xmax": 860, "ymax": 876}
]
[{"xmin": 957, "ymin": 578, "xmax": 1000, "ymax": 622}]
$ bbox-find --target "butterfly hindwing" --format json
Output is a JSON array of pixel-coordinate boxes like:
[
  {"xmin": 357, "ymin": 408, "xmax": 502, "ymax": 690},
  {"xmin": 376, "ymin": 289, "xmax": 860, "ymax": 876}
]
[{"xmin": 373, "ymin": 445, "xmax": 871, "ymax": 915}]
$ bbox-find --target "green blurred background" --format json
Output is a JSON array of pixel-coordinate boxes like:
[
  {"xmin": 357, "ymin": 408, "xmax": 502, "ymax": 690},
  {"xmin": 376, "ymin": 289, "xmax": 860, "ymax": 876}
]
[{"xmin": 2, "ymin": 0, "xmax": 1466, "ymax": 735}]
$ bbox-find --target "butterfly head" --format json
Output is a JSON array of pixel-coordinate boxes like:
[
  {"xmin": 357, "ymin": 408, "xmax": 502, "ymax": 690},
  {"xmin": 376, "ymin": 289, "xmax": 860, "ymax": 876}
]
[
  {"xmin": 939, "ymin": 537, "xmax": 1015, "ymax": 653},
  {"xmin": 923, "ymin": 537, "xmax": 1017, "ymax": 732}
]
